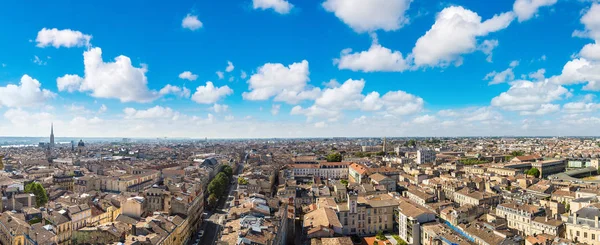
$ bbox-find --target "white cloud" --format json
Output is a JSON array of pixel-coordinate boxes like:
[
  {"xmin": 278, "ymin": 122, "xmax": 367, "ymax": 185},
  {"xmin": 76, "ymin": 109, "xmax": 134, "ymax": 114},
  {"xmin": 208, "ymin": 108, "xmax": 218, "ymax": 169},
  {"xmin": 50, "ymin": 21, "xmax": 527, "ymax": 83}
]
[
  {"xmin": 520, "ymin": 104, "xmax": 560, "ymax": 115},
  {"xmin": 550, "ymin": 58, "xmax": 600, "ymax": 91},
  {"xmin": 211, "ymin": 103, "xmax": 229, "ymax": 113},
  {"xmin": 124, "ymin": 106, "xmax": 178, "ymax": 119},
  {"xmin": 98, "ymin": 104, "xmax": 107, "ymax": 113},
  {"xmin": 322, "ymin": 0, "xmax": 411, "ymax": 33},
  {"xmin": 413, "ymin": 114, "xmax": 436, "ymax": 124},
  {"xmin": 563, "ymin": 102, "xmax": 600, "ymax": 114},
  {"xmin": 226, "ymin": 61, "xmax": 235, "ymax": 72},
  {"xmin": 485, "ymin": 67, "xmax": 515, "ymax": 85},
  {"xmin": 573, "ymin": 3, "xmax": 600, "ymax": 40},
  {"xmin": 243, "ymin": 60, "xmax": 318, "ymax": 104},
  {"xmin": 491, "ymin": 79, "xmax": 570, "ymax": 111},
  {"xmin": 528, "ymin": 68, "xmax": 546, "ymax": 81},
  {"xmin": 179, "ymin": 71, "xmax": 198, "ymax": 81},
  {"xmin": 225, "ymin": 115, "xmax": 235, "ymax": 121},
  {"xmin": 271, "ymin": 104, "xmax": 281, "ymax": 115},
  {"xmin": 159, "ymin": 84, "xmax": 190, "ymax": 98},
  {"xmin": 513, "ymin": 0, "xmax": 557, "ymax": 22},
  {"xmin": 182, "ymin": 14, "xmax": 203, "ymax": 31},
  {"xmin": 33, "ymin": 55, "xmax": 47, "ymax": 65},
  {"xmin": 57, "ymin": 47, "xmax": 159, "ymax": 102},
  {"xmin": 252, "ymin": 0, "xmax": 294, "ymax": 14},
  {"xmin": 314, "ymin": 121, "xmax": 327, "ymax": 128},
  {"xmin": 241, "ymin": 71, "xmax": 247, "ymax": 79},
  {"xmin": 478, "ymin": 39, "xmax": 499, "ymax": 63},
  {"xmin": 291, "ymin": 78, "xmax": 424, "ymax": 121},
  {"xmin": 191, "ymin": 81, "xmax": 233, "ymax": 104},
  {"xmin": 412, "ymin": 7, "xmax": 514, "ymax": 67},
  {"xmin": 216, "ymin": 71, "xmax": 224, "ymax": 80},
  {"xmin": 580, "ymin": 43, "xmax": 600, "ymax": 61},
  {"xmin": 0, "ymin": 75, "xmax": 55, "ymax": 108},
  {"xmin": 35, "ymin": 28, "xmax": 91, "ymax": 48},
  {"xmin": 57, "ymin": 74, "xmax": 84, "ymax": 92},
  {"xmin": 335, "ymin": 41, "xmax": 409, "ymax": 72},
  {"xmin": 437, "ymin": 109, "xmax": 459, "ymax": 117}
]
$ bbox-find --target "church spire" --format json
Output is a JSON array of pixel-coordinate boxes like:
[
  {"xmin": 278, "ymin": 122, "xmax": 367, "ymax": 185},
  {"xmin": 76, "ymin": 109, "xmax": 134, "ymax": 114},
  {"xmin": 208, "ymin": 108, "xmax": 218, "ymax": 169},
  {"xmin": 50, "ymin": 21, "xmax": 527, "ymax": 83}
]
[{"xmin": 50, "ymin": 123, "xmax": 55, "ymax": 146}]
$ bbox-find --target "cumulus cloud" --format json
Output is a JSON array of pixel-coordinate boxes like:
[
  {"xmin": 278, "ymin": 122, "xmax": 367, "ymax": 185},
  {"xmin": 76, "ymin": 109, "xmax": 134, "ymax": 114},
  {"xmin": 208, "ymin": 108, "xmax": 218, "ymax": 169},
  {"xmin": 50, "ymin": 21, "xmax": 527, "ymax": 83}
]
[
  {"xmin": 0, "ymin": 75, "xmax": 55, "ymax": 108},
  {"xmin": 56, "ymin": 74, "xmax": 84, "ymax": 92},
  {"xmin": 484, "ymin": 61, "xmax": 518, "ymax": 85},
  {"xmin": 519, "ymin": 103, "xmax": 560, "ymax": 115},
  {"xmin": 334, "ymin": 38, "xmax": 409, "ymax": 72},
  {"xmin": 271, "ymin": 104, "xmax": 281, "ymax": 115},
  {"xmin": 210, "ymin": 103, "xmax": 229, "ymax": 113},
  {"xmin": 478, "ymin": 39, "xmax": 499, "ymax": 63},
  {"xmin": 563, "ymin": 101, "xmax": 600, "ymax": 114},
  {"xmin": 291, "ymin": 78, "xmax": 424, "ymax": 121},
  {"xmin": 491, "ymin": 79, "xmax": 570, "ymax": 111},
  {"xmin": 252, "ymin": 0, "xmax": 293, "ymax": 14},
  {"xmin": 412, "ymin": 6, "xmax": 514, "ymax": 67},
  {"xmin": 216, "ymin": 71, "xmax": 224, "ymax": 80},
  {"xmin": 413, "ymin": 115, "xmax": 436, "ymax": 124},
  {"xmin": 573, "ymin": 3, "xmax": 600, "ymax": 40},
  {"xmin": 513, "ymin": 0, "xmax": 557, "ymax": 22},
  {"xmin": 191, "ymin": 81, "xmax": 233, "ymax": 104},
  {"xmin": 35, "ymin": 28, "xmax": 91, "ymax": 48},
  {"xmin": 124, "ymin": 106, "xmax": 178, "ymax": 119},
  {"xmin": 243, "ymin": 60, "xmax": 319, "ymax": 104},
  {"xmin": 159, "ymin": 84, "xmax": 190, "ymax": 98},
  {"xmin": 322, "ymin": 0, "xmax": 411, "ymax": 33},
  {"xmin": 179, "ymin": 71, "xmax": 198, "ymax": 81},
  {"xmin": 225, "ymin": 61, "xmax": 235, "ymax": 72},
  {"xmin": 182, "ymin": 14, "xmax": 203, "ymax": 30},
  {"xmin": 98, "ymin": 104, "xmax": 108, "ymax": 113},
  {"xmin": 56, "ymin": 47, "xmax": 159, "ymax": 102}
]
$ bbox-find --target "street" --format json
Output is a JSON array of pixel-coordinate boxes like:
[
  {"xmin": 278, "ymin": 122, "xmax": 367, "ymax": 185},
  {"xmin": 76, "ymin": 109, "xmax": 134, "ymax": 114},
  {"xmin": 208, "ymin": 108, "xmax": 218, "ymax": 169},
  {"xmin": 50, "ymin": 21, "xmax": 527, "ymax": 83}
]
[{"xmin": 191, "ymin": 160, "xmax": 245, "ymax": 245}]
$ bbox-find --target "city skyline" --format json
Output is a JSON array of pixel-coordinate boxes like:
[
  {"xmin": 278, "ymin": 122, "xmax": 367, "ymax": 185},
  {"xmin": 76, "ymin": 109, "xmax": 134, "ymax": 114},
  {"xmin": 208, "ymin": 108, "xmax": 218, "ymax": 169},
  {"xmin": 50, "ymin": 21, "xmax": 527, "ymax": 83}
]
[{"xmin": 2, "ymin": 0, "xmax": 600, "ymax": 138}]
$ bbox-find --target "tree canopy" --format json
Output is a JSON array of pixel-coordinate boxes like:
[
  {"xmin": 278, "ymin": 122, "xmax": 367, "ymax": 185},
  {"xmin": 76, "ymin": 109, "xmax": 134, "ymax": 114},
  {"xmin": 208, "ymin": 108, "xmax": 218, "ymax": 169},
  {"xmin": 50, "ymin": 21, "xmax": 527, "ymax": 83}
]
[
  {"xmin": 222, "ymin": 165, "xmax": 233, "ymax": 177},
  {"xmin": 511, "ymin": 150, "xmax": 525, "ymax": 157},
  {"xmin": 238, "ymin": 177, "xmax": 248, "ymax": 185},
  {"xmin": 326, "ymin": 152, "xmax": 342, "ymax": 162},
  {"xmin": 405, "ymin": 139, "xmax": 417, "ymax": 147},
  {"xmin": 526, "ymin": 168, "xmax": 540, "ymax": 178},
  {"xmin": 25, "ymin": 182, "xmax": 48, "ymax": 207}
]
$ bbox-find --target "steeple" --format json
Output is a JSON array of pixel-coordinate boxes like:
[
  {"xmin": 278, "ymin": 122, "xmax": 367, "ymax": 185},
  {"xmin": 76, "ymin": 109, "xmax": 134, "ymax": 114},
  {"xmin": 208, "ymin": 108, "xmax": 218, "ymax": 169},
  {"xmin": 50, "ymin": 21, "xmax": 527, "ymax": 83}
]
[
  {"xmin": 50, "ymin": 123, "xmax": 55, "ymax": 146},
  {"xmin": 382, "ymin": 136, "xmax": 387, "ymax": 153}
]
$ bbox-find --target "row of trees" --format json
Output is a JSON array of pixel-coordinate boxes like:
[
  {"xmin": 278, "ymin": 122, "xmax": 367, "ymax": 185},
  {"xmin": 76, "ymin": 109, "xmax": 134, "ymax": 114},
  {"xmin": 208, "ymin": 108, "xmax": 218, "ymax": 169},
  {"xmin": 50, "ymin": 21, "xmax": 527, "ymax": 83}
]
[{"xmin": 207, "ymin": 165, "xmax": 233, "ymax": 208}]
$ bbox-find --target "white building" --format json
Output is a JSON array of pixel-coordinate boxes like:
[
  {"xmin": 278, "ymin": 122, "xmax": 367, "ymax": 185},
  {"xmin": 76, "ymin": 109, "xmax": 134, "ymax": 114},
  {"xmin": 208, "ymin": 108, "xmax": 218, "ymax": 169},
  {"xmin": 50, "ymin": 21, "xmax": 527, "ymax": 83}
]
[{"xmin": 417, "ymin": 149, "xmax": 436, "ymax": 164}]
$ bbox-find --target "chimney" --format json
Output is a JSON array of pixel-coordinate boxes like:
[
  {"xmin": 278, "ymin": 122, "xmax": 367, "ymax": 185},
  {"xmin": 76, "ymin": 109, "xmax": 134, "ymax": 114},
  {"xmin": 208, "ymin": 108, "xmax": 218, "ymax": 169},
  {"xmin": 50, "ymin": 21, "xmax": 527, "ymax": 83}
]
[
  {"xmin": 573, "ymin": 213, "xmax": 578, "ymax": 225},
  {"xmin": 595, "ymin": 216, "xmax": 599, "ymax": 228},
  {"xmin": 545, "ymin": 216, "xmax": 548, "ymax": 222}
]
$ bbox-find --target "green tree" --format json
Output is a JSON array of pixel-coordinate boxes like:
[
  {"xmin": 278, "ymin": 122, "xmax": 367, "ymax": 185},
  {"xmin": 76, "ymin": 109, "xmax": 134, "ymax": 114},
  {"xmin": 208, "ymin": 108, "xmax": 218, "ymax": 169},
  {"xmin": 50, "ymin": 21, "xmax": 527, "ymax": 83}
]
[
  {"xmin": 208, "ymin": 172, "xmax": 228, "ymax": 197},
  {"xmin": 375, "ymin": 151, "xmax": 385, "ymax": 156},
  {"xmin": 208, "ymin": 193, "xmax": 218, "ymax": 208},
  {"xmin": 0, "ymin": 155, "xmax": 4, "ymax": 170},
  {"xmin": 340, "ymin": 179, "xmax": 348, "ymax": 187},
  {"xmin": 238, "ymin": 177, "xmax": 248, "ymax": 185},
  {"xmin": 405, "ymin": 139, "xmax": 417, "ymax": 147},
  {"xmin": 526, "ymin": 168, "xmax": 540, "ymax": 178},
  {"xmin": 326, "ymin": 152, "xmax": 342, "ymax": 162},
  {"xmin": 24, "ymin": 182, "xmax": 48, "ymax": 207},
  {"xmin": 222, "ymin": 165, "xmax": 233, "ymax": 178},
  {"xmin": 511, "ymin": 150, "xmax": 525, "ymax": 157},
  {"xmin": 376, "ymin": 231, "xmax": 386, "ymax": 240}
]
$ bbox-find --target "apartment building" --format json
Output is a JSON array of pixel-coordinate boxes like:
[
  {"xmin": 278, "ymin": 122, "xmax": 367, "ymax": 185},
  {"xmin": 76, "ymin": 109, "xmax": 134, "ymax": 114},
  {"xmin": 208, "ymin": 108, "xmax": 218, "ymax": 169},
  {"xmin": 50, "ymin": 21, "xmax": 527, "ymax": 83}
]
[
  {"xmin": 398, "ymin": 200, "xmax": 436, "ymax": 245},
  {"xmin": 417, "ymin": 149, "xmax": 436, "ymax": 164},
  {"xmin": 100, "ymin": 170, "xmax": 159, "ymax": 193},
  {"xmin": 313, "ymin": 192, "xmax": 400, "ymax": 236},
  {"xmin": 292, "ymin": 162, "xmax": 349, "ymax": 179},
  {"xmin": 453, "ymin": 188, "xmax": 500, "ymax": 207},
  {"xmin": 496, "ymin": 202, "xmax": 562, "ymax": 236},
  {"xmin": 566, "ymin": 206, "xmax": 600, "ymax": 245}
]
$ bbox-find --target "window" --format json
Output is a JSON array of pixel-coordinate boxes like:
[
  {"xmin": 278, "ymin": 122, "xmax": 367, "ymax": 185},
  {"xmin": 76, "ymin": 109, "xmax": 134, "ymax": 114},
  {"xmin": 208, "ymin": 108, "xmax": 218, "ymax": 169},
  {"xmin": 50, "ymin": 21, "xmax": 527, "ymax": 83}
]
[
  {"xmin": 592, "ymin": 234, "xmax": 595, "ymax": 240},
  {"xmin": 585, "ymin": 232, "xmax": 588, "ymax": 238}
]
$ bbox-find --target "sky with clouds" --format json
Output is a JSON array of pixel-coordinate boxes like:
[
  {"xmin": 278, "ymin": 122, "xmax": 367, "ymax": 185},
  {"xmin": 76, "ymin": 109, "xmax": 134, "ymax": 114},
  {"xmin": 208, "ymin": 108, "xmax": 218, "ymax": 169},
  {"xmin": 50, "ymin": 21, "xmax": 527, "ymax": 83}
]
[{"xmin": 1, "ymin": 0, "xmax": 600, "ymax": 138}]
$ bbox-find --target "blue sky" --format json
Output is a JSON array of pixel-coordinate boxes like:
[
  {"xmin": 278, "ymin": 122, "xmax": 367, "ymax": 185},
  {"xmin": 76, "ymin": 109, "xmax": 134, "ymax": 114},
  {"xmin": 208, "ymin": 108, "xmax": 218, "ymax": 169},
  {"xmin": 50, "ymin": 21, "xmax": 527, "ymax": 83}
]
[{"xmin": 1, "ymin": 0, "xmax": 600, "ymax": 138}]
